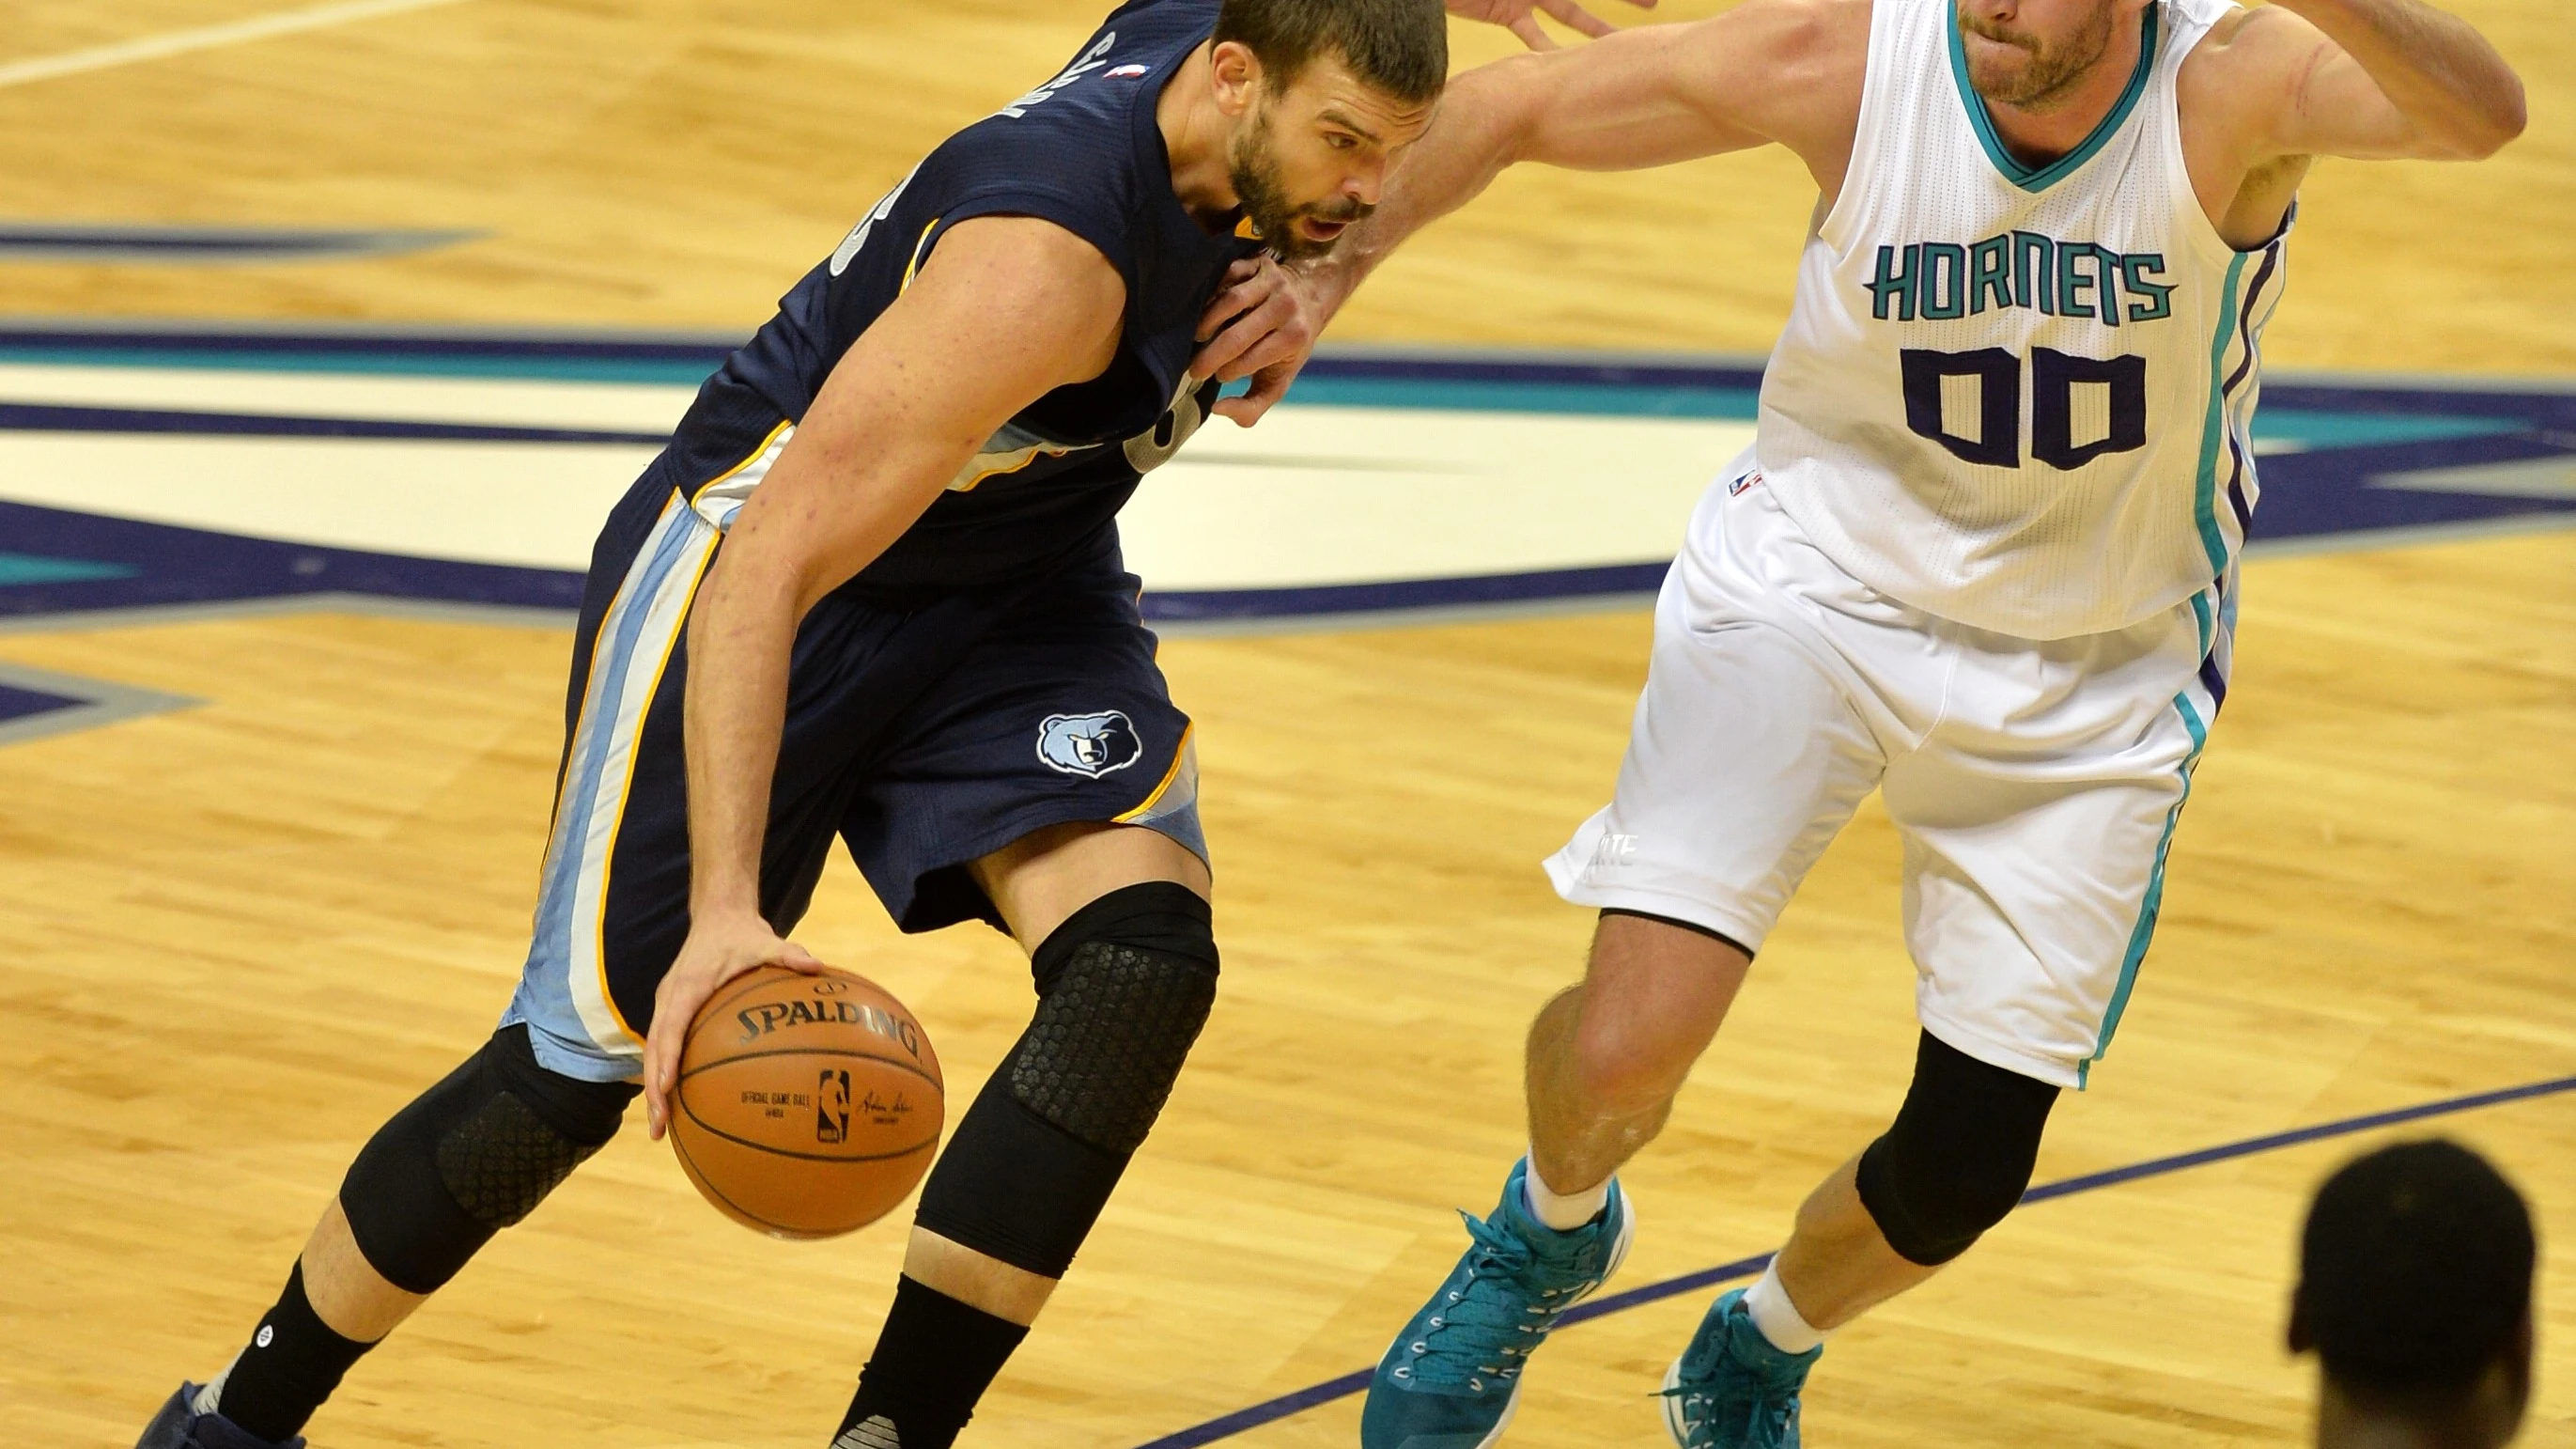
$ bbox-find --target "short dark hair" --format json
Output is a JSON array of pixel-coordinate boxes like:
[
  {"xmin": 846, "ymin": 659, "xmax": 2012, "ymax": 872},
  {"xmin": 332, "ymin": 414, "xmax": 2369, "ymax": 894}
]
[
  {"xmin": 2294, "ymin": 1139, "xmax": 2536, "ymax": 1400},
  {"xmin": 1215, "ymin": 0, "xmax": 1450, "ymax": 104}
]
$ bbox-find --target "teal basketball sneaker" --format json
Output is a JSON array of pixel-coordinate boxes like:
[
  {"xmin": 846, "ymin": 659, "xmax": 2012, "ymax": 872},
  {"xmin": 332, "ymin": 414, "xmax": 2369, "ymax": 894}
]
[
  {"xmin": 1658, "ymin": 1288, "xmax": 1823, "ymax": 1448},
  {"xmin": 1359, "ymin": 1159, "xmax": 1634, "ymax": 1449}
]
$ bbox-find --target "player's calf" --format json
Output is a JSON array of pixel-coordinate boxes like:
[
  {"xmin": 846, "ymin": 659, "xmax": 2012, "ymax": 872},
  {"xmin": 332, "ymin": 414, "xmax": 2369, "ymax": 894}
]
[
  {"xmin": 153, "ymin": 1024, "xmax": 636, "ymax": 1447},
  {"xmin": 834, "ymin": 880, "xmax": 1218, "ymax": 1449},
  {"xmin": 1738, "ymin": 1027, "xmax": 2058, "ymax": 1368},
  {"xmin": 1527, "ymin": 911, "xmax": 1751, "ymax": 1198},
  {"xmin": 1661, "ymin": 1032, "xmax": 2058, "ymax": 1446}
]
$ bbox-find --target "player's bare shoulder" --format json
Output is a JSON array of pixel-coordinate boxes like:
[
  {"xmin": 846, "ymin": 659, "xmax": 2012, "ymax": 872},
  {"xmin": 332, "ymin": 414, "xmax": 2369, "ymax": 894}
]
[
  {"xmin": 2174, "ymin": 4, "xmax": 2322, "ymax": 249},
  {"xmin": 1732, "ymin": 0, "xmax": 1873, "ymax": 66},
  {"xmin": 1713, "ymin": 0, "xmax": 1873, "ymax": 191},
  {"xmin": 2174, "ymin": 1, "xmax": 2314, "ymax": 145}
]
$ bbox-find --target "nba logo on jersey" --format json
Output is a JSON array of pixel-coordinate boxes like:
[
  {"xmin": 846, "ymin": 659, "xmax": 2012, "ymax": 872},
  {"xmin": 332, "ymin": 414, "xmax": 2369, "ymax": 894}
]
[
  {"xmin": 1104, "ymin": 63, "xmax": 1150, "ymax": 78},
  {"xmin": 1728, "ymin": 469, "xmax": 1764, "ymax": 497},
  {"xmin": 1037, "ymin": 711, "xmax": 1143, "ymax": 778}
]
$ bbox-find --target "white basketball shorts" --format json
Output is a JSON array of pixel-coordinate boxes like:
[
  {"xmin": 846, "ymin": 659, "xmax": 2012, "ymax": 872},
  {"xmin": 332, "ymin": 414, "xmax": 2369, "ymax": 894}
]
[{"xmin": 1546, "ymin": 455, "xmax": 2232, "ymax": 1088}]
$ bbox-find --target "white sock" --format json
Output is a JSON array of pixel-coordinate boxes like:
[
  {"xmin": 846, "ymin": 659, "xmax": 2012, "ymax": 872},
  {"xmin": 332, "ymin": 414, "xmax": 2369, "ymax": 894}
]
[
  {"xmin": 1741, "ymin": 1261, "xmax": 1827, "ymax": 1354},
  {"xmin": 1519, "ymin": 1151, "xmax": 1611, "ymax": 1232}
]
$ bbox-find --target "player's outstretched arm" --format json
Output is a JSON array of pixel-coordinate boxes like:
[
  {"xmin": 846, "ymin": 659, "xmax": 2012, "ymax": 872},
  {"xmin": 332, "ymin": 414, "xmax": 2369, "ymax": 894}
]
[
  {"xmin": 639, "ymin": 218, "xmax": 1126, "ymax": 1136},
  {"xmin": 2222, "ymin": 0, "xmax": 2525, "ymax": 163},
  {"xmin": 1317, "ymin": 16, "xmax": 1784, "ymax": 288},
  {"xmin": 1197, "ymin": 0, "xmax": 1861, "ymax": 420}
]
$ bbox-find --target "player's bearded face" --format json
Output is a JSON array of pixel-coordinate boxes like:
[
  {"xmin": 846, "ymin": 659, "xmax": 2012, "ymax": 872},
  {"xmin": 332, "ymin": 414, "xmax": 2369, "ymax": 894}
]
[
  {"xmin": 1229, "ymin": 101, "xmax": 1373, "ymax": 262},
  {"xmin": 1957, "ymin": 0, "xmax": 2123, "ymax": 110}
]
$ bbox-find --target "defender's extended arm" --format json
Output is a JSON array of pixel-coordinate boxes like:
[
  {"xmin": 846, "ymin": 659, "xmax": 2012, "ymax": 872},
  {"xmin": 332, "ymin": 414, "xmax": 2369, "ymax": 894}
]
[
  {"xmin": 1313, "ymin": 16, "xmax": 1782, "ymax": 303},
  {"xmin": 2235, "ymin": 0, "xmax": 2525, "ymax": 162},
  {"xmin": 641, "ymin": 217, "xmax": 1125, "ymax": 1134},
  {"xmin": 1197, "ymin": 0, "xmax": 1861, "ymax": 418}
]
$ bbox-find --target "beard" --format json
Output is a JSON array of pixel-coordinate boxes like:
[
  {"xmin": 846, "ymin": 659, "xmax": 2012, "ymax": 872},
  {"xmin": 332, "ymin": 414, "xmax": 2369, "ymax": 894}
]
[
  {"xmin": 1228, "ymin": 105, "xmax": 1372, "ymax": 261},
  {"xmin": 1960, "ymin": 2, "xmax": 2119, "ymax": 111}
]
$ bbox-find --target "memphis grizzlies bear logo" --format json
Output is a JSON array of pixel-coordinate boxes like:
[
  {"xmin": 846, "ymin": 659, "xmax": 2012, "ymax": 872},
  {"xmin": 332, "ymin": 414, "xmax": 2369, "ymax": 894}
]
[{"xmin": 1036, "ymin": 711, "xmax": 1144, "ymax": 778}]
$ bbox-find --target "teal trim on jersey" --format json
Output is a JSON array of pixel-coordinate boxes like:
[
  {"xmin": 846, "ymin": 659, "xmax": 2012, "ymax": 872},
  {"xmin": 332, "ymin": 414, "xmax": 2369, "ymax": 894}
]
[
  {"xmin": 1947, "ymin": 5, "xmax": 2161, "ymax": 195},
  {"xmin": 2080, "ymin": 690, "xmax": 2210, "ymax": 1089},
  {"xmin": 0, "ymin": 553, "xmax": 136, "ymax": 585},
  {"xmin": 2189, "ymin": 590, "xmax": 2213, "ymax": 657},
  {"xmin": 2192, "ymin": 252, "xmax": 2252, "ymax": 575}
]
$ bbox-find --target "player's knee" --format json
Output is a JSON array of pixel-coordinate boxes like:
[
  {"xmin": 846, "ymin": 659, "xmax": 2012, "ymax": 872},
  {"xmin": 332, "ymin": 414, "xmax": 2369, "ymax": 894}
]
[
  {"xmin": 1566, "ymin": 986, "xmax": 1716, "ymax": 1113},
  {"xmin": 1853, "ymin": 1030, "xmax": 2059, "ymax": 1267},
  {"xmin": 1568, "ymin": 1018, "xmax": 1694, "ymax": 1114},
  {"xmin": 339, "ymin": 1023, "xmax": 638, "ymax": 1294},
  {"xmin": 915, "ymin": 880, "xmax": 1217, "ymax": 1277},
  {"xmin": 1010, "ymin": 880, "xmax": 1218, "ymax": 1154}
]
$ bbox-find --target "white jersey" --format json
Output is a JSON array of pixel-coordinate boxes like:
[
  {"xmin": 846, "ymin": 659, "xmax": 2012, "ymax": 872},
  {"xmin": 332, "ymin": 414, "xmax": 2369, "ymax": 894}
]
[{"xmin": 1758, "ymin": 0, "xmax": 2288, "ymax": 639}]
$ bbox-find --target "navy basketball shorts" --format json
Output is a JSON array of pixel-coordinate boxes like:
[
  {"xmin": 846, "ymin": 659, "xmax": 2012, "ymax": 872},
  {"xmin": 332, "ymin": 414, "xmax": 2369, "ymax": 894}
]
[{"xmin": 502, "ymin": 463, "xmax": 1204, "ymax": 1083}]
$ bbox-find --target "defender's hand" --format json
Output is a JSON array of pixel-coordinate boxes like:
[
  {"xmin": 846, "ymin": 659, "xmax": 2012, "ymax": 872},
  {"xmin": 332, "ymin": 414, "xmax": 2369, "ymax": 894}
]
[
  {"xmin": 1191, "ymin": 255, "xmax": 1327, "ymax": 428},
  {"xmin": 641, "ymin": 911, "xmax": 822, "ymax": 1139},
  {"xmin": 1448, "ymin": 0, "xmax": 1654, "ymax": 50}
]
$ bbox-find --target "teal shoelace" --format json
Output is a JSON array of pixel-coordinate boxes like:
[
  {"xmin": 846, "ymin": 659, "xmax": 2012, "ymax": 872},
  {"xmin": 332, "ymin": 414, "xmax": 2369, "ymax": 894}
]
[
  {"xmin": 1657, "ymin": 1325, "xmax": 1804, "ymax": 1445},
  {"xmin": 1396, "ymin": 1209, "xmax": 1592, "ymax": 1394}
]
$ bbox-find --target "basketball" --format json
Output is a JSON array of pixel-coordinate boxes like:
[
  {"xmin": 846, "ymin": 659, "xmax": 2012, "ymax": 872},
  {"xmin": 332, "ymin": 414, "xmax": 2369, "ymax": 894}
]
[{"xmin": 668, "ymin": 965, "xmax": 944, "ymax": 1239}]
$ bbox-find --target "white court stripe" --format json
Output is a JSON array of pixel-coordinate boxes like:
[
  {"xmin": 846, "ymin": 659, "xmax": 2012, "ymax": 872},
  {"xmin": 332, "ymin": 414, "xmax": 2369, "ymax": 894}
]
[{"xmin": 0, "ymin": 0, "xmax": 472, "ymax": 91}]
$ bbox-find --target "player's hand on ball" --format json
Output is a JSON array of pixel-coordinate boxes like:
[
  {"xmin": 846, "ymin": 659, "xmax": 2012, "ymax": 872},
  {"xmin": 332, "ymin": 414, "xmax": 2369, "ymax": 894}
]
[
  {"xmin": 1446, "ymin": 0, "xmax": 1653, "ymax": 50},
  {"xmin": 642, "ymin": 911, "xmax": 823, "ymax": 1140},
  {"xmin": 1191, "ymin": 254, "xmax": 1324, "ymax": 427}
]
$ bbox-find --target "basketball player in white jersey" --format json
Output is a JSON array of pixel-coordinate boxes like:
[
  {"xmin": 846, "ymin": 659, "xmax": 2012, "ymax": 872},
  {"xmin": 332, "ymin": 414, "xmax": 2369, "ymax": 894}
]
[{"xmin": 1196, "ymin": 0, "xmax": 2524, "ymax": 1443}]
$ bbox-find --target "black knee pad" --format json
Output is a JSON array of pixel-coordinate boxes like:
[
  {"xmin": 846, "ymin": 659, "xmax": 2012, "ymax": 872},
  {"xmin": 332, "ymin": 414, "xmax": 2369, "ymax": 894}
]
[
  {"xmin": 1854, "ymin": 1030, "xmax": 2059, "ymax": 1267},
  {"xmin": 915, "ymin": 881, "xmax": 1218, "ymax": 1277},
  {"xmin": 339, "ymin": 1023, "xmax": 639, "ymax": 1294}
]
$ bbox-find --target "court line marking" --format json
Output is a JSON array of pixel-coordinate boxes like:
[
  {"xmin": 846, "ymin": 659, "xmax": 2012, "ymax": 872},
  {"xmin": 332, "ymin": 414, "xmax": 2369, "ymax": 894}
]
[
  {"xmin": 0, "ymin": 593, "xmax": 576, "ymax": 638},
  {"xmin": 0, "ymin": 0, "xmax": 471, "ymax": 92},
  {"xmin": 1131, "ymin": 1071, "xmax": 2576, "ymax": 1449},
  {"xmin": 2, "ymin": 506, "xmax": 2571, "ymax": 646},
  {"xmin": 0, "ymin": 223, "xmax": 485, "ymax": 264},
  {"xmin": 0, "ymin": 660, "xmax": 199, "ymax": 746}
]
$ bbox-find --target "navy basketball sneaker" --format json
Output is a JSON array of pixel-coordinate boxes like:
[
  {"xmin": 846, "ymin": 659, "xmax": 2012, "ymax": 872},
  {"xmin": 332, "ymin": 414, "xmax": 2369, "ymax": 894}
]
[{"xmin": 134, "ymin": 1382, "xmax": 303, "ymax": 1449}]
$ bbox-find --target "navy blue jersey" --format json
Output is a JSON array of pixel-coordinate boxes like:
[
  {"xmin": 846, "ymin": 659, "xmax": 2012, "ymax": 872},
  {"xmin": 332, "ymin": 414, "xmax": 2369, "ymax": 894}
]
[{"xmin": 657, "ymin": 0, "xmax": 1259, "ymax": 589}]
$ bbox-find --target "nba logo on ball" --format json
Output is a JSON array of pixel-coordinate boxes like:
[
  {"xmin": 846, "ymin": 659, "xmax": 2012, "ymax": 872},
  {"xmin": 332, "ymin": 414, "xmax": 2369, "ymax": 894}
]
[
  {"xmin": 817, "ymin": 1069, "xmax": 850, "ymax": 1145},
  {"xmin": 1036, "ymin": 710, "xmax": 1141, "ymax": 777}
]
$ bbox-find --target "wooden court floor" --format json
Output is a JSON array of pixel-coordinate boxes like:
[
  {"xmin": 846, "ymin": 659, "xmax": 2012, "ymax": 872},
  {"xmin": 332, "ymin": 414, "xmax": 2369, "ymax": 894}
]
[
  {"xmin": 1, "ymin": 1, "xmax": 2572, "ymax": 1446},
  {"xmin": 2, "ymin": 532, "xmax": 2569, "ymax": 1448},
  {"xmin": 2, "ymin": 0, "xmax": 2569, "ymax": 371}
]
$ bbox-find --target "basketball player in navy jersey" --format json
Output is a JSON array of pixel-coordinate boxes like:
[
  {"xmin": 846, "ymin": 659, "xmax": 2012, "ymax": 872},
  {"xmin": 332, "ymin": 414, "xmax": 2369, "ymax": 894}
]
[
  {"xmin": 1200, "ymin": 0, "xmax": 2525, "ymax": 1445},
  {"xmin": 125, "ymin": 2, "xmax": 1653, "ymax": 1445}
]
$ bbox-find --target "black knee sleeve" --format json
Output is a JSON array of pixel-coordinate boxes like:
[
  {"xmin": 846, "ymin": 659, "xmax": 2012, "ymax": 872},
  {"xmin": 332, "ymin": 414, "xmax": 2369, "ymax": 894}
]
[
  {"xmin": 339, "ymin": 1022, "xmax": 638, "ymax": 1294},
  {"xmin": 1854, "ymin": 1030, "xmax": 2059, "ymax": 1267},
  {"xmin": 915, "ymin": 881, "xmax": 1218, "ymax": 1278}
]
